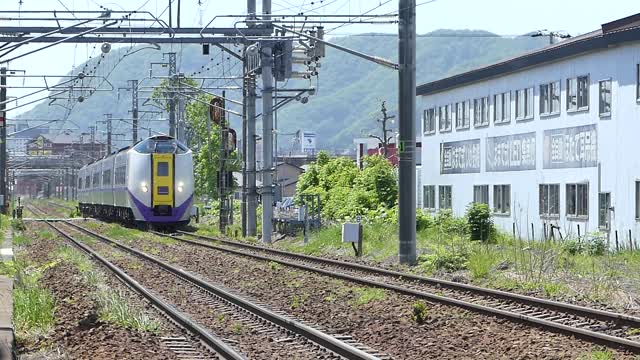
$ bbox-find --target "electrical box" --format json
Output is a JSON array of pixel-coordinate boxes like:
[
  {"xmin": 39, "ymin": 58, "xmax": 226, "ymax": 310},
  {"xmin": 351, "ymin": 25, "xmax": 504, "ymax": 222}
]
[{"xmin": 342, "ymin": 223, "xmax": 360, "ymax": 243}]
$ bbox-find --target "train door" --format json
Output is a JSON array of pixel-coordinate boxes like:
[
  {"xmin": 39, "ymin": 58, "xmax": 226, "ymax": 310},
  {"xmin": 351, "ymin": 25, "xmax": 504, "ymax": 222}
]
[{"xmin": 151, "ymin": 153, "xmax": 174, "ymax": 215}]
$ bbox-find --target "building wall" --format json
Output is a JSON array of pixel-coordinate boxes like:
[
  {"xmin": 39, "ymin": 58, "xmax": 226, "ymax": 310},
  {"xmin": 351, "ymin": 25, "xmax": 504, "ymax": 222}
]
[{"xmin": 420, "ymin": 42, "xmax": 640, "ymax": 243}]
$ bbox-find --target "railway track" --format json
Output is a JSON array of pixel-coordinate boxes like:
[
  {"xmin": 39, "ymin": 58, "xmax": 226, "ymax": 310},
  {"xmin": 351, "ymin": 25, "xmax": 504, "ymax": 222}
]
[
  {"xmin": 152, "ymin": 229, "xmax": 640, "ymax": 353},
  {"xmin": 46, "ymin": 221, "xmax": 243, "ymax": 360},
  {"xmin": 59, "ymin": 220, "xmax": 388, "ymax": 360}
]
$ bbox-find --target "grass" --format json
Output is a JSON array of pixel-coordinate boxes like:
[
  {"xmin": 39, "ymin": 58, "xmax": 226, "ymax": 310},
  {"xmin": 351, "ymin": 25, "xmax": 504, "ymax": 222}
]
[
  {"xmin": 578, "ymin": 349, "xmax": 614, "ymax": 360},
  {"xmin": 52, "ymin": 244, "xmax": 161, "ymax": 333},
  {"xmin": 94, "ymin": 288, "xmax": 160, "ymax": 333},
  {"xmin": 351, "ymin": 287, "xmax": 386, "ymax": 307},
  {"xmin": 13, "ymin": 233, "xmax": 31, "ymax": 246},
  {"xmin": 104, "ymin": 226, "xmax": 141, "ymax": 241},
  {"xmin": 12, "ymin": 261, "xmax": 56, "ymax": 342}
]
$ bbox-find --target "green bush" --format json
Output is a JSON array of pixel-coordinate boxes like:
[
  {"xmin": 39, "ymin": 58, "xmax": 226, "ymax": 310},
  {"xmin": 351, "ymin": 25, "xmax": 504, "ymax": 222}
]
[
  {"xmin": 434, "ymin": 209, "xmax": 468, "ymax": 236},
  {"xmin": 418, "ymin": 248, "xmax": 469, "ymax": 272},
  {"xmin": 11, "ymin": 219, "xmax": 26, "ymax": 231},
  {"xmin": 416, "ymin": 209, "xmax": 434, "ymax": 231},
  {"xmin": 586, "ymin": 234, "xmax": 607, "ymax": 256},
  {"xmin": 563, "ymin": 239, "xmax": 583, "ymax": 255},
  {"xmin": 465, "ymin": 203, "xmax": 494, "ymax": 242},
  {"xmin": 411, "ymin": 301, "xmax": 429, "ymax": 324}
]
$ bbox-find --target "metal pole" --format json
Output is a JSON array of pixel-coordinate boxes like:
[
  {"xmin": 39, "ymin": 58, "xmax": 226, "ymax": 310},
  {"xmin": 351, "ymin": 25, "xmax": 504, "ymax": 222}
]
[
  {"xmin": 398, "ymin": 0, "xmax": 416, "ymax": 264},
  {"xmin": 241, "ymin": 60, "xmax": 248, "ymax": 237},
  {"xmin": 246, "ymin": 73, "xmax": 257, "ymax": 237},
  {"xmin": 261, "ymin": 0, "xmax": 273, "ymax": 243},
  {"xmin": 129, "ymin": 79, "xmax": 139, "ymax": 143},
  {"xmin": 168, "ymin": 52, "xmax": 177, "ymax": 138},
  {"xmin": 105, "ymin": 113, "xmax": 112, "ymax": 153},
  {"xmin": 0, "ymin": 67, "xmax": 6, "ymax": 214}
]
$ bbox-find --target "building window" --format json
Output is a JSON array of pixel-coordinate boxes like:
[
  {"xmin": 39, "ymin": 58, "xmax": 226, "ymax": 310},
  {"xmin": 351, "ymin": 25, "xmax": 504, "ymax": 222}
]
[
  {"xmin": 539, "ymin": 81, "xmax": 560, "ymax": 116},
  {"xmin": 439, "ymin": 185, "xmax": 452, "ymax": 209},
  {"xmin": 515, "ymin": 87, "xmax": 534, "ymax": 120},
  {"xmin": 539, "ymin": 184, "xmax": 560, "ymax": 217},
  {"xmin": 473, "ymin": 185, "xmax": 489, "ymax": 205},
  {"xmin": 598, "ymin": 192, "xmax": 611, "ymax": 230},
  {"xmin": 636, "ymin": 181, "xmax": 640, "ymax": 220},
  {"xmin": 423, "ymin": 108, "xmax": 436, "ymax": 134},
  {"xmin": 455, "ymin": 100, "xmax": 470, "ymax": 129},
  {"xmin": 423, "ymin": 185, "xmax": 435, "ymax": 210},
  {"xmin": 493, "ymin": 92, "xmax": 511, "ymax": 124},
  {"xmin": 439, "ymin": 105, "xmax": 452, "ymax": 132},
  {"xmin": 566, "ymin": 183, "xmax": 589, "ymax": 218},
  {"xmin": 493, "ymin": 185, "xmax": 510, "ymax": 215},
  {"xmin": 567, "ymin": 75, "xmax": 589, "ymax": 111},
  {"xmin": 473, "ymin": 96, "xmax": 489, "ymax": 127},
  {"xmin": 599, "ymin": 79, "xmax": 612, "ymax": 117}
]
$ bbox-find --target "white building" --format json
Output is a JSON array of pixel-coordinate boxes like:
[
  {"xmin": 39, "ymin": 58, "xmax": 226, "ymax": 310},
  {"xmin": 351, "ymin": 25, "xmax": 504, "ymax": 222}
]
[{"xmin": 418, "ymin": 13, "xmax": 640, "ymax": 243}]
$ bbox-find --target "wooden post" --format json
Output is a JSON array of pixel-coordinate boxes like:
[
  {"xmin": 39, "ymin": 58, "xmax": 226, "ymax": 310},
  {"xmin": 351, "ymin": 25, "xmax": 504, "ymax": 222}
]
[
  {"xmin": 615, "ymin": 230, "xmax": 619, "ymax": 252},
  {"xmin": 531, "ymin": 223, "xmax": 535, "ymax": 241},
  {"xmin": 577, "ymin": 224, "xmax": 581, "ymax": 243}
]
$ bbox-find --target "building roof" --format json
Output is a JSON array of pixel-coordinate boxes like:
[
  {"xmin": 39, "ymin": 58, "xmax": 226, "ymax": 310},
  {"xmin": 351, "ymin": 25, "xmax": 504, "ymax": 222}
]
[
  {"xmin": 416, "ymin": 13, "xmax": 640, "ymax": 96},
  {"xmin": 29, "ymin": 133, "xmax": 98, "ymax": 145}
]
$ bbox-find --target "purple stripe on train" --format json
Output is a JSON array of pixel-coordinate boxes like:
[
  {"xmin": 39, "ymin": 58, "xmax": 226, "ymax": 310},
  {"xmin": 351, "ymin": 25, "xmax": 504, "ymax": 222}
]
[{"xmin": 128, "ymin": 191, "xmax": 193, "ymax": 223}]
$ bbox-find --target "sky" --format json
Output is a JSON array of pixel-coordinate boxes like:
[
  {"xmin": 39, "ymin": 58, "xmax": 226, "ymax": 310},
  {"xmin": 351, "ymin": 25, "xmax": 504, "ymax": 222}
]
[{"xmin": 0, "ymin": 0, "xmax": 637, "ymax": 117}]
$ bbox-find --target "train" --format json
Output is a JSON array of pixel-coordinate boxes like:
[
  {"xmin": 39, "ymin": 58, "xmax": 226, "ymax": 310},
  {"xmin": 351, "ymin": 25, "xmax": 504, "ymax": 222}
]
[{"xmin": 77, "ymin": 135, "xmax": 195, "ymax": 228}]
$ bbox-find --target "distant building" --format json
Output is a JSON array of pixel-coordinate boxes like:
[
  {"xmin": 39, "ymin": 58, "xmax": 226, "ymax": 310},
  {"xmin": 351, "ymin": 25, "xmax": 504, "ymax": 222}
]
[
  {"xmin": 257, "ymin": 162, "xmax": 305, "ymax": 199},
  {"xmin": 354, "ymin": 137, "xmax": 422, "ymax": 169},
  {"xmin": 418, "ymin": 13, "xmax": 640, "ymax": 240},
  {"xmin": 26, "ymin": 133, "xmax": 104, "ymax": 161}
]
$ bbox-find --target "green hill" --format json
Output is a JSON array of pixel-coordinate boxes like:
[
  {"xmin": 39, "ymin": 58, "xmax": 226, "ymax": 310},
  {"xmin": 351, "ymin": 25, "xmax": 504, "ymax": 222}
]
[{"xmin": 15, "ymin": 30, "xmax": 546, "ymax": 149}]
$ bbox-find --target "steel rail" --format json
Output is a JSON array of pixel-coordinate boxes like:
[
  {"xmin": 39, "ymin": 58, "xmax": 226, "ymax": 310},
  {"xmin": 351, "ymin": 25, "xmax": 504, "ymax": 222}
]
[
  {"xmin": 167, "ymin": 230, "xmax": 640, "ymax": 352},
  {"xmin": 44, "ymin": 221, "xmax": 246, "ymax": 359},
  {"xmin": 62, "ymin": 221, "xmax": 382, "ymax": 360}
]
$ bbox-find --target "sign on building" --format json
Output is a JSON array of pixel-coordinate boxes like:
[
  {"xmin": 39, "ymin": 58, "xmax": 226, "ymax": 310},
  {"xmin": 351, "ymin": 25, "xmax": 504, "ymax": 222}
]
[
  {"xmin": 543, "ymin": 124, "xmax": 597, "ymax": 169},
  {"xmin": 486, "ymin": 132, "xmax": 536, "ymax": 172},
  {"xmin": 300, "ymin": 131, "xmax": 317, "ymax": 154},
  {"xmin": 440, "ymin": 139, "xmax": 480, "ymax": 174}
]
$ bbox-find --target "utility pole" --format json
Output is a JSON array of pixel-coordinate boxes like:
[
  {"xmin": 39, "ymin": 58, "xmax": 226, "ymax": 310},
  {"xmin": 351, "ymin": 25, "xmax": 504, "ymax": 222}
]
[
  {"xmin": 167, "ymin": 52, "xmax": 177, "ymax": 138},
  {"xmin": 129, "ymin": 79, "xmax": 139, "ymax": 143},
  {"xmin": 398, "ymin": 0, "xmax": 417, "ymax": 264},
  {"xmin": 0, "ymin": 67, "xmax": 7, "ymax": 214},
  {"xmin": 261, "ymin": 0, "xmax": 274, "ymax": 244},
  {"xmin": 368, "ymin": 100, "xmax": 395, "ymax": 157},
  {"xmin": 245, "ymin": 62, "xmax": 258, "ymax": 237},
  {"xmin": 104, "ymin": 113, "xmax": 113, "ymax": 153}
]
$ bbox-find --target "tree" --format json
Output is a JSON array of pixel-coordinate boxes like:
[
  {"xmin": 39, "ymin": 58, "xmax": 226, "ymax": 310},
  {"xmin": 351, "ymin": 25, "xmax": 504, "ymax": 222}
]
[
  {"xmin": 185, "ymin": 93, "xmax": 240, "ymax": 199},
  {"xmin": 368, "ymin": 100, "xmax": 395, "ymax": 157}
]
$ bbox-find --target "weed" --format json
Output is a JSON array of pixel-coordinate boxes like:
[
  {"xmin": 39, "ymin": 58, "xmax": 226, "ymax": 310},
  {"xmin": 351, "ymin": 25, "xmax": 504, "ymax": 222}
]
[
  {"xmin": 269, "ymin": 261, "xmax": 283, "ymax": 271},
  {"xmin": 12, "ymin": 233, "xmax": 31, "ymax": 246},
  {"xmin": 231, "ymin": 323, "xmax": 244, "ymax": 335},
  {"xmin": 626, "ymin": 328, "xmax": 640, "ymax": 336},
  {"xmin": 95, "ymin": 288, "xmax": 160, "ymax": 333},
  {"xmin": 54, "ymin": 246, "xmax": 93, "ymax": 273},
  {"xmin": 578, "ymin": 348, "xmax": 614, "ymax": 360},
  {"xmin": 11, "ymin": 219, "xmax": 26, "ymax": 231},
  {"xmin": 105, "ymin": 226, "xmax": 140, "ymax": 241},
  {"xmin": 0, "ymin": 260, "xmax": 16, "ymax": 276},
  {"xmin": 217, "ymin": 314, "xmax": 226, "ymax": 323},
  {"xmin": 39, "ymin": 231, "xmax": 55, "ymax": 241},
  {"xmin": 351, "ymin": 287, "xmax": 385, "ymax": 307},
  {"xmin": 418, "ymin": 248, "xmax": 468, "ymax": 273},
  {"xmin": 13, "ymin": 262, "xmax": 55, "ymax": 341},
  {"xmin": 467, "ymin": 247, "xmax": 498, "ymax": 280},
  {"xmin": 541, "ymin": 281, "xmax": 567, "ymax": 297},
  {"xmin": 411, "ymin": 301, "xmax": 429, "ymax": 324},
  {"xmin": 290, "ymin": 293, "xmax": 309, "ymax": 309}
]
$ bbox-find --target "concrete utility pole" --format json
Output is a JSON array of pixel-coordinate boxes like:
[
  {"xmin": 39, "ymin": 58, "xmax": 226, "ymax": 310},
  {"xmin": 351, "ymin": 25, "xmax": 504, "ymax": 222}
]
[
  {"xmin": 244, "ymin": 0, "xmax": 258, "ymax": 237},
  {"xmin": 261, "ymin": 0, "xmax": 274, "ymax": 244},
  {"xmin": 0, "ymin": 67, "xmax": 7, "ymax": 214},
  {"xmin": 167, "ymin": 52, "xmax": 177, "ymax": 138},
  {"xmin": 398, "ymin": 0, "xmax": 417, "ymax": 264},
  {"xmin": 128, "ymin": 79, "xmax": 139, "ymax": 143}
]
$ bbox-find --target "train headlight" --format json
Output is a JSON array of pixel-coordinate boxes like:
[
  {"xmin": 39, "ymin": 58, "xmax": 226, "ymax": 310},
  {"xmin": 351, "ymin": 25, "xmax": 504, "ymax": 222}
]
[
  {"xmin": 177, "ymin": 182, "xmax": 184, "ymax": 193},
  {"xmin": 140, "ymin": 182, "xmax": 149, "ymax": 193}
]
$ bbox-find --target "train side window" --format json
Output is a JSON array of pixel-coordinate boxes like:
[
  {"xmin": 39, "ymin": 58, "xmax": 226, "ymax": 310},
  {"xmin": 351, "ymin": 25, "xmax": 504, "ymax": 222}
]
[{"xmin": 157, "ymin": 162, "xmax": 169, "ymax": 176}]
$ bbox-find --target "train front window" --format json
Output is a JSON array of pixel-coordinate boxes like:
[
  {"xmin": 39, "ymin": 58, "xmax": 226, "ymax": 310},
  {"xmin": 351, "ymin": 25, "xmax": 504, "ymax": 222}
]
[
  {"xmin": 157, "ymin": 162, "xmax": 169, "ymax": 176},
  {"xmin": 133, "ymin": 137, "xmax": 188, "ymax": 154}
]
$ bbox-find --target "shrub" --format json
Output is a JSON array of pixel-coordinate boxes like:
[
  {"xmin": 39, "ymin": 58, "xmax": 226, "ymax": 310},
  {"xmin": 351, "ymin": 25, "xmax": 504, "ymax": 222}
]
[
  {"xmin": 434, "ymin": 209, "xmax": 468, "ymax": 236},
  {"xmin": 416, "ymin": 209, "xmax": 434, "ymax": 231},
  {"xmin": 411, "ymin": 301, "xmax": 429, "ymax": 324},
  {"xmin": 586, "ymin": 234, "xmax": 607, "ymax": 256},
  {"xmin": 11, "ymin": 219, "xmax": 26, "ymax": 231},
  {"xmin": 465, "ymin": 203, "xmax": 494, "ymax": 242},
  {"xmin": 418, "ymin": 248, "xmax": 469, "ymax": 273},
  {"xmin": 563, "ymin": 239, "xmax": 583, "ymax": 255}
]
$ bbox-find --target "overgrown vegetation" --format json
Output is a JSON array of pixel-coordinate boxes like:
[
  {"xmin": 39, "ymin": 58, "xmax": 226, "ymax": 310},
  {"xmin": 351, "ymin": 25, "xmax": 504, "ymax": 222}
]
[
  {"xmin": 411, "ymin": 301, "xmax": 429, "ymax": 324},
  {"xmin": 12, "ymin": 261, "xmax": 56, "ymax": 342},
  {"xmin": 351, "ymin": 287, "xmax": 386, "ymax": 307}
]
